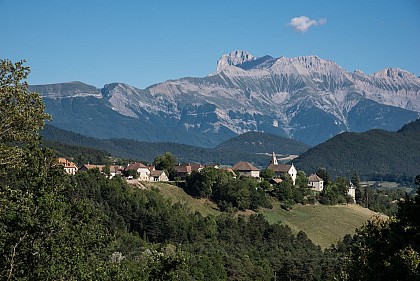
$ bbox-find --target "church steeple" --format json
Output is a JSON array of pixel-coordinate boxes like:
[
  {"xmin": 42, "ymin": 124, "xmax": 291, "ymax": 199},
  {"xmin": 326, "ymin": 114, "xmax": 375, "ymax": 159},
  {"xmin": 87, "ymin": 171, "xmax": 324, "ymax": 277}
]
[{"xmin": 270, "ymin": 151, "xmax": 278, "ymax": 165}]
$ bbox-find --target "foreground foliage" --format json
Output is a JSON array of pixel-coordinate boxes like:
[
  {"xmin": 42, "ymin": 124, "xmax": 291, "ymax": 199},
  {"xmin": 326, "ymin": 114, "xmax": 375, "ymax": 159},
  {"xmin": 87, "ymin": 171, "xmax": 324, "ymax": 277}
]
[
  {"xmin": 328, "ymin": 175, "xmax": 420, "ymax": 281},
  {"xmin": 2, "ymin": 59, "xmax": 418, "ymax": 280}
]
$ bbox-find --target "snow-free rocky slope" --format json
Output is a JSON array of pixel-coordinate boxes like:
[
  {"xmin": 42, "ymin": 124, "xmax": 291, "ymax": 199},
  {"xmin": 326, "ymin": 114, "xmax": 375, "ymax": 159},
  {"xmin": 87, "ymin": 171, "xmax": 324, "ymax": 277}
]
[{"xmin": 32, "ymin": 51, "xmax": 420, "ymax": 147}]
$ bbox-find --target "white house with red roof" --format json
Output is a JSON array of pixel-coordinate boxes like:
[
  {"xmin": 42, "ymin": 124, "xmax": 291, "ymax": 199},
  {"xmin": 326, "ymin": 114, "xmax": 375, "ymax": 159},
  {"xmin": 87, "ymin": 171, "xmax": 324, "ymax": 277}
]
[
  {"xmin": 57, "ymin": 158, "xmax": 78, "ymax": 175},
  {"xmin": 126, "ymin": 162, "xmax": 150, "ymax": 181},
  {"xmin": 307, "ymin": 173, "xmax": 324, "ymax": 192}
]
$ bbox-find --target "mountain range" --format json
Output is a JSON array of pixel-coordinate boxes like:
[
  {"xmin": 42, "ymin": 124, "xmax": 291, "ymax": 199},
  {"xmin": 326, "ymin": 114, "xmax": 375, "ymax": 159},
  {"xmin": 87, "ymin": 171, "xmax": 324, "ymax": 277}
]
[{"xmin": 30, "ymin": 51, "xmax": 420, "ymax": 147}]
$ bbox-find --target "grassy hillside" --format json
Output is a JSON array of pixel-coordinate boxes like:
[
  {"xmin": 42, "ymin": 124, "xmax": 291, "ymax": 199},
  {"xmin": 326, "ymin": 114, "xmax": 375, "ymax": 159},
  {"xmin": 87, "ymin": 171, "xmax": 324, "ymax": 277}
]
[
  {"xmin": 142, "ymin": 182, "xmax": 221, "ymax": 216},
  {"xmin": 259, "ymin": 201, "xmax": 385, "ymax": 248},
  {"xmin": 293, "ymin": 119, "xmax": 420, "ymax": 179},
  {"xmin": 144, "ymin": 182, "xmax": 381, "ymax": 248}
]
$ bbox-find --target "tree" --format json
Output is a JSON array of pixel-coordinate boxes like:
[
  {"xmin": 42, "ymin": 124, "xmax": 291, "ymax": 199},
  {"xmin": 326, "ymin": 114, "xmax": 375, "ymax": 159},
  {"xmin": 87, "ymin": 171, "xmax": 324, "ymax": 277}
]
[
  {"xmin": 0, "ymin": 60, "xmax": 111, "ymax": 279},
  {"xmin": 295, "ymin": 170, "xmax": 308, "ymax": 188},
  {"xmin": 153, "ymin": 152, "xmax": 177, "ymax": 180},
  {"xmin": 353, "ymin": 173, "xmax": 364, "ymax": 204},
  {"xmin": 260, "ymin": 168, "xmax": 274, "ymax": 181},
  {"xmin": 316, "ymin": 168, "xmax": 330, "ymax": 186},
  {"xmin": 346, "ymin": 175, "xmax": 420, "ymax": 280},
  {"xmin": 0, "ymin": 59, "xmax": 50, "ymax": 168},
  {"xmin": 153, "ymin": 152, "xmax": 177, "ymax": 171}
]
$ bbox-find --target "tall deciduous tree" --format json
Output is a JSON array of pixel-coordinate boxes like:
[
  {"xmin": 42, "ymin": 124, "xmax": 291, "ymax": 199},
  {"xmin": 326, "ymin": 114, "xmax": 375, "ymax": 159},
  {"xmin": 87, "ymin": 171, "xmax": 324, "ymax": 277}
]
[
  {"xmin": 153, "ymin": 152, "xmax": 177, "ymax": 179},
  {"xmin": 0, "ymin": 59, "xmax": 50, "ymax": 167},
  {"xmin": 0, "ymin": 60, "xmax": 111, "ymax": 279}
]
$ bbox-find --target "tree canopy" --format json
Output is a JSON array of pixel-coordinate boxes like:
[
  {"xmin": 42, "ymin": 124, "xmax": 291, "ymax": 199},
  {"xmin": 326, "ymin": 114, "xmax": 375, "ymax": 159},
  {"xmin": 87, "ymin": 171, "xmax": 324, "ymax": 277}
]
[{"xmin": 0, "ymin": 59, "xmax": 50, "ymax": 167}]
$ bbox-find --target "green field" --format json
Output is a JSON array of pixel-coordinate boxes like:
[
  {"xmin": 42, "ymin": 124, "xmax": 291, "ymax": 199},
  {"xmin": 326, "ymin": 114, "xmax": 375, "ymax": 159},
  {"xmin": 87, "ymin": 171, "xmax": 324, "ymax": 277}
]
[
  {"xmin": 259, "ymin": 201, "xmax": 386, "ymax": 248},
  {"xmin": 145, "ymin": 182, "xmax": 386, "ymax": 248}
]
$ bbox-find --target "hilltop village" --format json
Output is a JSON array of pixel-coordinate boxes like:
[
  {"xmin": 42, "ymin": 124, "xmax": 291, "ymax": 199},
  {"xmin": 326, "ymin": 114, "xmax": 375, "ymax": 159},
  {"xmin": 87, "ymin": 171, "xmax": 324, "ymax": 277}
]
[{"xmin": 57, "ymin": 150, "xmax": 356, "ymax": 202}]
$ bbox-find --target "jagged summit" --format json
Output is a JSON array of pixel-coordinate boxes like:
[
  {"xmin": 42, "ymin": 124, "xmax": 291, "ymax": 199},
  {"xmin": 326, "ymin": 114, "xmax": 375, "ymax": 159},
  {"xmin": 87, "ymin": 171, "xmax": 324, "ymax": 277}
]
[
  {"xmin": 216, "ymin": 50, "xmax": 257, "ymax": 72},
  {"xmin": 373, "ymin": 68, "xmax": 418, "ymax": 80},
  {"xmin": 32, "ymin": 51, "xmax": 420, "ymax": 147}
]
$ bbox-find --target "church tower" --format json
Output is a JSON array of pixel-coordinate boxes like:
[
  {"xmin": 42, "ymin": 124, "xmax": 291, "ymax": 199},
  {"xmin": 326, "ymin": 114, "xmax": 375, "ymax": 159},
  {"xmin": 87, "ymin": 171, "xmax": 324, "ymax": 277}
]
[{"xmin": 270, "ymin": 151, "xmax": 278, "ymax": 165}]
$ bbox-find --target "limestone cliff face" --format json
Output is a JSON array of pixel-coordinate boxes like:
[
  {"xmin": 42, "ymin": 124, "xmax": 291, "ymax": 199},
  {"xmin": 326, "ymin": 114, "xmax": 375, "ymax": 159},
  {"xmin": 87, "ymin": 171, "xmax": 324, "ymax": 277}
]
[{"xmin": 31, "ymin": 51, "xmax": 420, "ymax": 147}]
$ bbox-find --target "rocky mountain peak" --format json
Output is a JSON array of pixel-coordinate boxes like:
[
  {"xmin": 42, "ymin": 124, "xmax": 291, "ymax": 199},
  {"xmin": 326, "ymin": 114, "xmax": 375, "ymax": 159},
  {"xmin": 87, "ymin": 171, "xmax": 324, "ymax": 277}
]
[
  {"xmin": 373, "ymin": 68, "xmax": 418, "ymax": 80},
  {"xmin": 37, "ymin": 51, "xmax": 420, "ymax": 148},
  {"xmin": 216, "ymin": 50, "xmax": 257, "ymax": 72}
]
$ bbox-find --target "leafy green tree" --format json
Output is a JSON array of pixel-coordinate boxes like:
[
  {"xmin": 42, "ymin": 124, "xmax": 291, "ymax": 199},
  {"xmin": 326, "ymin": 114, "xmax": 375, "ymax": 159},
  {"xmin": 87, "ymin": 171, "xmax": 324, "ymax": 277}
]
[
  {"xmin": 186, "ymin": 167, "xmax": 219, "ymax": 198},
  {"xmin": 153, "ymin": 152, "xmax": 177, "ymax": 170},
  {"xmin": 0, "ymin": 59, "xmax": 50, "ymax": 168},
  {"xmin": 153, "ymin": 152, "xmax": 177, "ymax": 179},
  {"xmin": 260, "ymin": 168, "xmax": 274, "ymax": 181},
  {"xmin": 0, "ymin": 144, "xmax": 111, "ymax": 280},
  {"xmin": 316, "ymin": 168, "xmax": 331, "ymax": 186},
  {"xmin": 0, "ymin": 60, "xmax": 112, "ymax": 279},
  {"xmin": 295, "ymin": 170, "xmax": 308, "ymax": 188},
  {"xmin": 346, "ymin": 175, "xmax": 420, "ymax": 281}
]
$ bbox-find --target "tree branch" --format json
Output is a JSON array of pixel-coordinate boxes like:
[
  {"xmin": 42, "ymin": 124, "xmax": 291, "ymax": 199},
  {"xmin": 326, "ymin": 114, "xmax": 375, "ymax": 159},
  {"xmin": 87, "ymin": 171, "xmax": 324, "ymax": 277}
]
[{"xmin": 7, "ymin": 230, "xmax": 28, "ymax": 281}]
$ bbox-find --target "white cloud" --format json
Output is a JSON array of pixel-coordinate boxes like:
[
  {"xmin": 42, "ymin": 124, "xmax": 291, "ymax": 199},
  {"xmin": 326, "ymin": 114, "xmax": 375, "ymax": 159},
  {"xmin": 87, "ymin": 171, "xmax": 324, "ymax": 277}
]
[{"xmin": 288, "ymin": 16, "xmax": 327, "ymax": 33}]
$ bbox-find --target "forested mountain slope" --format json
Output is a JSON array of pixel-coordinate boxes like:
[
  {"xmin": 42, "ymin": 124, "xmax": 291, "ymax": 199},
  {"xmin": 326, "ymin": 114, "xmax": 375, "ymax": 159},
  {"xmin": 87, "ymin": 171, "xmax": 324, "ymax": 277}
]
[
  {"xmin": 293, "ymin": 119, "xmax": 420, "ymax": 178},
  {"xmin": 41, "ymin": 125, "xmax": 272, "ymax": 166},
  {"xmin": 216, "ymin": 131, "xmax": 310, "ymax": 154}
]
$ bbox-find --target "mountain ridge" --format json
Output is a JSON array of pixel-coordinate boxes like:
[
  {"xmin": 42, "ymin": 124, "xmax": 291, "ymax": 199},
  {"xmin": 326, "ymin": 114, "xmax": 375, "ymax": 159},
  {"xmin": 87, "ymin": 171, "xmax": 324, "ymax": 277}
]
[
  {"xmin": 41, "ymin": 124, "xmax": 305, "ymax": 166},
  {"xmin": 292, "ymin": 118, "xmax": 420, "ymax": 179},
  {"xmin": 30, "ymin": 51, "xmax": 420, "ymax": 147}
]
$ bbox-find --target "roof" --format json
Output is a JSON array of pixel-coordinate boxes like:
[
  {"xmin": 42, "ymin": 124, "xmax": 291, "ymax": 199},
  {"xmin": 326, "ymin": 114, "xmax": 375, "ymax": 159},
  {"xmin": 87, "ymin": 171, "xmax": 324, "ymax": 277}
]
[
  {"xmin": 57, "ymin": 158, "xmax": 78, "ymax": 168},
  {"xmin": 109, "ymin": 165, "xmax": 124, "ymax": 173},
  {"xmin": 175, "ymin": 165, "xmax": 192, "ymax": 174},
  {"xmin": 126, "ymin": 162, "xmax": 148, "ymax": 171},
  {"xmin": 190, "ymin": 163, "xmax": 204, "ymax": 171},
  {"xmin": 81, "ymin": 164, "xmax": 105, "ymax": 171},
  {"xmin": 150, "ymin": 170, "xmax": 167, "ymax": 177},
  {"xmin": 270, "ymin": 178, "xmax": 283, "ymax": 184},
  {"xmin": 267, "ymin": 164, "xmax": 292, "ymax": 173},
  {"xmin": 232, "ymin": 161, "xmax": 259, "ymax": 171},
  {"xmin": 308, "ymin": 174, "xmax": 323, "ymax": 182}
]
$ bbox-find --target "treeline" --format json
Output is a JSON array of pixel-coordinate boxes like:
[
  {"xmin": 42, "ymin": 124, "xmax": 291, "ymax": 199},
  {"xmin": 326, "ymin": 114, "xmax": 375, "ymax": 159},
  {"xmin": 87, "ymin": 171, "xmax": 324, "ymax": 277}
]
[
  {"xmin": 41, "ymin": 124, "xmax": 270, "ymax": 166},
  {"xmin": 185, "ymin": 167, "xmax": 272, "ymax": 211},
  {"xmin": 42, "ymin": 140, "xmax": 112, "ymax": 166}
]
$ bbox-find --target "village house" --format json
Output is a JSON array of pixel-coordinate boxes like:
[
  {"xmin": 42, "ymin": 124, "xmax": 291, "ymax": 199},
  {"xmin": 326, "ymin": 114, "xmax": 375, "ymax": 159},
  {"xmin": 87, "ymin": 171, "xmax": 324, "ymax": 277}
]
[
  {"xmin": 149, "ymin": 170, "xmax": 169, "ymax": 182},
  {"xmin": 307, "ymin": 173, "xmax": 324, "ymax": 192},
  {"xmin": 126, "ymin": 162, "xmax": 150, "ymax": 181},
  {"xmin": 175, "ymin": 163, "xmax": 204, "ymax": 179},
  {"xmin": 232, "ymin": 161, "xmax": 260, "ymax": 178},
  {"xmin": 267, "ymin": 152, "xmax": 297, "ymax": 185},
  {"xmin": 109, "ymin": 165, "xmax": 125, "ymax": 178},
  {"xmin": 57, "ymin": 158, "xmax": 78, "ymax": 175},
  {"xmin": 79, "ymin": 164, "xmax": 106, "ymax": 172}
]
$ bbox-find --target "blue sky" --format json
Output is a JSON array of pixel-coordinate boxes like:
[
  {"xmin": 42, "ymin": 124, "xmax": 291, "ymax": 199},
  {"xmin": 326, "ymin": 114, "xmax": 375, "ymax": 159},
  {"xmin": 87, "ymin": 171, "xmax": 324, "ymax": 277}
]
[{"xmin": 1, "ymin": 0, "xmax": 419, "ymax": 89}]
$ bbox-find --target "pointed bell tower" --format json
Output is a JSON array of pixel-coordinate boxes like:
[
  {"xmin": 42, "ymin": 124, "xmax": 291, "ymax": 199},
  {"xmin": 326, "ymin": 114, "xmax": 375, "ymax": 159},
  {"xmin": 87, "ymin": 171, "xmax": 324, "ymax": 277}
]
[{"xmin": 270, "ymin": 151, "xmax": 278, "ymax": 165}]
